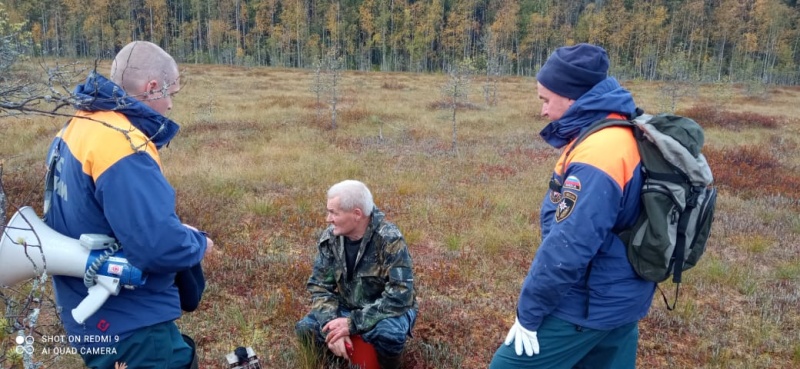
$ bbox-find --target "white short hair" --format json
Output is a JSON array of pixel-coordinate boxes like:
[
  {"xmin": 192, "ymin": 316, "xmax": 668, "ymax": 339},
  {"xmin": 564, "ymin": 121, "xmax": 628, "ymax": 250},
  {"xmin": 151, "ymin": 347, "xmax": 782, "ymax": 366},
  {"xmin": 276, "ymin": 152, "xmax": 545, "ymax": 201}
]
[{"xmin": 327, "ymin": 180, "xmax": 374, "ymax": 215}]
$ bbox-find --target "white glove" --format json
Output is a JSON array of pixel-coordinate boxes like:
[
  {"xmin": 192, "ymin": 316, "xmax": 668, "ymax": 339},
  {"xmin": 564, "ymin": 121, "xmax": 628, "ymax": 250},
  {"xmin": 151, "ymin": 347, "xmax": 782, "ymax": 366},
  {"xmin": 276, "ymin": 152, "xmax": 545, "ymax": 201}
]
[{"xmin": 503, "ymin": 317, "xmax": 540, "ymax": 356}]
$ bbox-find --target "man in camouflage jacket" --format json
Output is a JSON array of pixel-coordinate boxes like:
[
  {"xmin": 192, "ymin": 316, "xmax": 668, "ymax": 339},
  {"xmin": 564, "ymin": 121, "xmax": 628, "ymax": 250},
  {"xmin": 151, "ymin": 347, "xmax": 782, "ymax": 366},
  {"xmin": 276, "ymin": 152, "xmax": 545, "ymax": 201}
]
[{"xmin": 296, "ymin": 180, "xmax": 418, "ymax": 369}]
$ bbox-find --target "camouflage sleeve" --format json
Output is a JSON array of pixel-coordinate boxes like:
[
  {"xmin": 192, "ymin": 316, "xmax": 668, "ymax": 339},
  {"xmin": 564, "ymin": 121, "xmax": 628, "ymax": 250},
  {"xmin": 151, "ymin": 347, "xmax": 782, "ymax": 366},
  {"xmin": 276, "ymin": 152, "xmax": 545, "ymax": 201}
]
[
  {"xmin": 349, "ymin": 234, "xmax": 416, "ymax": 334},
  {"xmin": 307, "ymin": 240, "xmax": 340, "ymax": 327}
]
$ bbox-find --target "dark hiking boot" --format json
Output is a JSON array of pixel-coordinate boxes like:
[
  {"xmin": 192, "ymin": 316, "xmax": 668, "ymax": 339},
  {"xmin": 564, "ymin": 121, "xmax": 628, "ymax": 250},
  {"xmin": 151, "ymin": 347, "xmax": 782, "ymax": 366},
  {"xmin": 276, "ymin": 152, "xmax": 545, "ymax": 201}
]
[{"xmin": 376, "ymin": 354, "xmax": 402, "ymax": 369}]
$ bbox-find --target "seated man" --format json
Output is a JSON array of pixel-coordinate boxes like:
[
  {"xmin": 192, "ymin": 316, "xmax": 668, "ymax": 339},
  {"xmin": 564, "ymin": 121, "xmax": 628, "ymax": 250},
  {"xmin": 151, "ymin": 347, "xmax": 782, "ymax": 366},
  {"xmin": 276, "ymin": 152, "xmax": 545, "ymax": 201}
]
[{"xmin": 296, "ymin": 180, "xmax": 418, "ymax": 369}]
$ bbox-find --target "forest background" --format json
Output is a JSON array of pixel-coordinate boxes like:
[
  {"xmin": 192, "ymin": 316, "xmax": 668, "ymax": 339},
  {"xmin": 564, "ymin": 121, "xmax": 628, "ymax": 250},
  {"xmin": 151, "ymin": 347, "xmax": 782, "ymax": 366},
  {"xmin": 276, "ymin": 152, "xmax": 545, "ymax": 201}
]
[{"xmin": 3, "ymin": 0, "xmax": 800, "ymax": 84}]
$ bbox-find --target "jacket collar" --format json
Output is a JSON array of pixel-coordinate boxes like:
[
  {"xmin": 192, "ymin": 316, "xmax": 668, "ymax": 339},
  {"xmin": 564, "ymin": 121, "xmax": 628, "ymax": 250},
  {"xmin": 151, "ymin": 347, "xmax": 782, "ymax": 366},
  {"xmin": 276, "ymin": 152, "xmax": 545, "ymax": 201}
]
[
  {"xmin": 539, "ymin": 77, "xmax": 636, "ymax": 149},
  {"xmin": 72, "ymin": 72, "xmax": 180, "ymax": 149}
]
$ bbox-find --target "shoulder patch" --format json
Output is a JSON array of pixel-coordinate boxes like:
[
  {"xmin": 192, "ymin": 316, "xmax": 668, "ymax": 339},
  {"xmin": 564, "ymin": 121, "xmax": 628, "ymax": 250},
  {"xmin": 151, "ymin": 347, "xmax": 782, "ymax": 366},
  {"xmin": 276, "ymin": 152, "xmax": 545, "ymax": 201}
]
[
  {"xmin": 564, "ymin": 175, "xmax": 582, "ymax": 191},
  {"xmin": 555, "ymin": 191, "xmax": 578, "ymax": 223}
]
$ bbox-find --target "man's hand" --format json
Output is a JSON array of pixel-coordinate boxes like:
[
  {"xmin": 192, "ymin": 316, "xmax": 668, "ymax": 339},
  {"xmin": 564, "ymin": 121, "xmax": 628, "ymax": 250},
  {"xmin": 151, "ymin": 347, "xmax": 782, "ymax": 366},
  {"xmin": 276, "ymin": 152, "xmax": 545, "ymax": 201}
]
[
  {"xmin": 322, "ymin": 317, "xmax": 351, "ymax": 344},
  {"xmin": 327, "ymin": 335, "xmax": 353, "ymax": 359},
  {"xmin": 504, "ymin": 317, "xmax": 539, "ymax": 356},
  {"xmin": 183, "ymin": 224, "xmax": 214, "ymax": 255},
  {"xmin": 203, "ymin": 236, "xmax": 215, "ymax": 255}
]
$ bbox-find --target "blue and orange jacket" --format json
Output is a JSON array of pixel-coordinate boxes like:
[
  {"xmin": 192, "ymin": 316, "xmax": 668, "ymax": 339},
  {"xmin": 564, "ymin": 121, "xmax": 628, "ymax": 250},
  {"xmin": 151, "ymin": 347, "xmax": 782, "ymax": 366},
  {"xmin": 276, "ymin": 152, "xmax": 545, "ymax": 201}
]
[
  {"xmin": 44, "ymin": 72, "xmax": 207, "ymax": 347},
  {"xmin": 517, "ymin": 77, "xmax": 656, "ymax": 331}
]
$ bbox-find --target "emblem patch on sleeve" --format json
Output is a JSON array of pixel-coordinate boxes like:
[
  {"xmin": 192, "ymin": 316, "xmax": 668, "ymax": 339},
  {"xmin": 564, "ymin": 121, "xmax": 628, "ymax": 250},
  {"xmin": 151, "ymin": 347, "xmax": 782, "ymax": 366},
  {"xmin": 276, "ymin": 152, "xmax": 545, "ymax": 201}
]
[
  {"xmin": 564, "ymin": 175, "xmax": 582, "ymax": 191},
  {"xmin": 549, "ymin": 176, "xmax": 562, "ymax": 203},
  {"xmin": 549, "ymin": 190, "xmax": 562, "ymax": 203},
  {"xmin": 555, "ymin": 191, "xmax": 578, "ymax": 223}
]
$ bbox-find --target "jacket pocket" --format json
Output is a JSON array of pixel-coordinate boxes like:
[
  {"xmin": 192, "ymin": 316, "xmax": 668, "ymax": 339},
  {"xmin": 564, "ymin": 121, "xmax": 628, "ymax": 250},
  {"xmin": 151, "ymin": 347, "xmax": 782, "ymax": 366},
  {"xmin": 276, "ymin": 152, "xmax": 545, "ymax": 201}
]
[{"xmin": 355, "ymin": 271, "xmax": 385, "ymax": 302}]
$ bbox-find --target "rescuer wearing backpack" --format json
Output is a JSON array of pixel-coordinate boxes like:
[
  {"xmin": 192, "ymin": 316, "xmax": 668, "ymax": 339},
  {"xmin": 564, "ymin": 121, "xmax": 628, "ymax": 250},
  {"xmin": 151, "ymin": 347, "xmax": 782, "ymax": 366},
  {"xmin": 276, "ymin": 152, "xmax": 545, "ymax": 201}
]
[{"xmin": 489, "ymin": 43, "xmax": 657, "ymax": 369}]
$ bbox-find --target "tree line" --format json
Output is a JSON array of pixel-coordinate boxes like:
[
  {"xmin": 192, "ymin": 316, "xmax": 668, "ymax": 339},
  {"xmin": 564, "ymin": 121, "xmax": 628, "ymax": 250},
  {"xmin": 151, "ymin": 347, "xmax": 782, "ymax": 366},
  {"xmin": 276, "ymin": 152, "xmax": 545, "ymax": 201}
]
[{"xmin": 4, "ymin": 0, "xmax": 800, "ymax": 84}]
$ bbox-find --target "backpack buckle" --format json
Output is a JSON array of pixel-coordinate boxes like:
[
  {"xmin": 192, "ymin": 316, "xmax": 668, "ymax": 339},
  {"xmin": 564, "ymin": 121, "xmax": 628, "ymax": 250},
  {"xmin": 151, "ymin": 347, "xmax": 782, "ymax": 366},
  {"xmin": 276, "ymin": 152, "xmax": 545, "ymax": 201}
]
[{"xmin": 687, "ymin": 186, "xmax": 703, "ymax": 208}]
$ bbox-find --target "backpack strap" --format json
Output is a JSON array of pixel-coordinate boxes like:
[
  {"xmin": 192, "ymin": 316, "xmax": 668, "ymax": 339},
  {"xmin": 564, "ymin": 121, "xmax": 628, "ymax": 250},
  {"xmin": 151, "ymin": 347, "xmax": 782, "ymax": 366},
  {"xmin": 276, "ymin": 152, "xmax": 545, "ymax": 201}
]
[
  {"xmin": 657, "ymin": 284, "xmax": 681, "ymax": 311},
  {"xmin": 657, "ymin": 190, "xmax": 697, "ymax": 311},
  {"xmin": 655, "ymin": 207, "xmax": 693, "ymax": 312}
]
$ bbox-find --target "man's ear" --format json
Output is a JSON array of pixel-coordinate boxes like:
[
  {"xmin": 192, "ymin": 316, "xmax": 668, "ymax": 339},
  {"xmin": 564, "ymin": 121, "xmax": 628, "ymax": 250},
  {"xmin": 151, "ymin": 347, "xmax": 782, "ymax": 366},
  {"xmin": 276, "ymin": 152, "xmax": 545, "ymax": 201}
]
[
  {"xmin": 353, "ymin": 208, "xmax": 364, "ymax": 218},
  {"xmin": 145, "ymin": 79, "xmax": 159, "ymax": 95}
]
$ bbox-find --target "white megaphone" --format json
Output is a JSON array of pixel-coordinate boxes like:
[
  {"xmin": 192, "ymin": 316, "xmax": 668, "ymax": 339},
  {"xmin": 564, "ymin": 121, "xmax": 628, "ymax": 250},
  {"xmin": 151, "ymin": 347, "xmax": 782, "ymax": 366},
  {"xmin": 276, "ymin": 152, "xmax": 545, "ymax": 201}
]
[{"xmin": 1, "ymin": 206, "xmax": 147, "ymax": 324}]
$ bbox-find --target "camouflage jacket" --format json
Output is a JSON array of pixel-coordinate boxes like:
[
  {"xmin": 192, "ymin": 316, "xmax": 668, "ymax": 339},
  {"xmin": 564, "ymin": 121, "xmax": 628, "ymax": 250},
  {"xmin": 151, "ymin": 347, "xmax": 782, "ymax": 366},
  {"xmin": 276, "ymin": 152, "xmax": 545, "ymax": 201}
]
[{"xmin": 306, "ymin": 208, "xmax": 418, "ymax": 335}]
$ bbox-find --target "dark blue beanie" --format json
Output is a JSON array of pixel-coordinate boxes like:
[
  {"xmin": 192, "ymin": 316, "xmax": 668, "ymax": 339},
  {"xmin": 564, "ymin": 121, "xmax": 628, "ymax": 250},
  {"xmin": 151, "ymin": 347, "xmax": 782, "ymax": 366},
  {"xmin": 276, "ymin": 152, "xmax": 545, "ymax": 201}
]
[{"xmin": 536, "ymin": 43, "xmax": 609, "ymax": 100}]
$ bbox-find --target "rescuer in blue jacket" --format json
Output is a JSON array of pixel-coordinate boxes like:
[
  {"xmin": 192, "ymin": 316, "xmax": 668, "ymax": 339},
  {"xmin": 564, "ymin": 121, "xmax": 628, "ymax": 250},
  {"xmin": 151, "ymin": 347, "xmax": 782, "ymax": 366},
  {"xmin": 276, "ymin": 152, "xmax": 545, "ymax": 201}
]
[
  {"xmin": 489, "ymin": 44, "xmax": 657, "ymax": 369},
  {"xmin": 44, "ymin": 41, "xmax": 212, "ymax": 369}
]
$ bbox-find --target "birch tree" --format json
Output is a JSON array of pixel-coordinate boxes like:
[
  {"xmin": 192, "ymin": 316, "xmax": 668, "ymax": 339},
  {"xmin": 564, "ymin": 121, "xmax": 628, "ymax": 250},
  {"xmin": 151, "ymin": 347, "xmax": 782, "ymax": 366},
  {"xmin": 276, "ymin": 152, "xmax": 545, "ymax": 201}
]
[
  {"xmin": 442, "ymin": 58, "xmax": 475, "ymax": 155},
  {"xmin": 311, "ymin": 48, "xmax": 344, "ymax": 129}
]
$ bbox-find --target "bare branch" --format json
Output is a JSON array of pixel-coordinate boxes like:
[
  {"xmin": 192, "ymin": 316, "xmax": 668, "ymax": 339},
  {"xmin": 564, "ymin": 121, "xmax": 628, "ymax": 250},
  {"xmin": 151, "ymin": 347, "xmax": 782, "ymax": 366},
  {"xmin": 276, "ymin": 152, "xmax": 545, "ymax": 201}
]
[
  {"xmin": 0, "ymin": 60, "xmax": 87, "ymax": 118},
  {"xmin": 0, "ymin": 163, "xmax": 5, "ymax": 227}
]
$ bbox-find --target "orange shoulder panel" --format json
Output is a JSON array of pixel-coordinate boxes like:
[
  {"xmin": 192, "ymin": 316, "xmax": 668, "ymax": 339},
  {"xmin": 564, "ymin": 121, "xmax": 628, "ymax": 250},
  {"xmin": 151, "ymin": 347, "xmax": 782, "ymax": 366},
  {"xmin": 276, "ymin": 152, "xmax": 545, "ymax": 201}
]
[
  {"xmin": 63, "ymin": 110, "xmax": 162, "ymax": 181},
  {"xmin": 556, "ymin": 126, "xmax": 640, "ymax": 190}
]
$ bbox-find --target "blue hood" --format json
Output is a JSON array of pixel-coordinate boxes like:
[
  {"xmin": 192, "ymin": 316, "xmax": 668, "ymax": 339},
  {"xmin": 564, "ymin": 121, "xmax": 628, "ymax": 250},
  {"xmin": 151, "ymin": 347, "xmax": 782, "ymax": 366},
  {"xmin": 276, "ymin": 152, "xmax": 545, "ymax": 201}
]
[
  {"xmin": 539, "ymin": 77, "xmax": 636, "ymax": 148},
  {"xmin": 72, "ymin": 72, "xmax": 180, "ymax": 149}
]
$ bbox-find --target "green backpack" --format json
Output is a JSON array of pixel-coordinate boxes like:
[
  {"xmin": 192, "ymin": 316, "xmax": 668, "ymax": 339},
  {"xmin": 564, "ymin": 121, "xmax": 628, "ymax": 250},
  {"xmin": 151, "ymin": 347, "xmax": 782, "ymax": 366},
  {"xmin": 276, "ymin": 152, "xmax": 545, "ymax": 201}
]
[{"xmin": 565, "ymin": 112, "xmax": 718, "ymax": 309}]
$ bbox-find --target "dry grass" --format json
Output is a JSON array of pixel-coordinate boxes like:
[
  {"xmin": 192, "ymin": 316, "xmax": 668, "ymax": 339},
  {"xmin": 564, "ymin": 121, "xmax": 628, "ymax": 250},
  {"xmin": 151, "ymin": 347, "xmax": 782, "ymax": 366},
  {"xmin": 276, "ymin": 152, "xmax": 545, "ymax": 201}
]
[{"xmin": 2, "ymin": 63, "xmax": 800, "ymax": 368}]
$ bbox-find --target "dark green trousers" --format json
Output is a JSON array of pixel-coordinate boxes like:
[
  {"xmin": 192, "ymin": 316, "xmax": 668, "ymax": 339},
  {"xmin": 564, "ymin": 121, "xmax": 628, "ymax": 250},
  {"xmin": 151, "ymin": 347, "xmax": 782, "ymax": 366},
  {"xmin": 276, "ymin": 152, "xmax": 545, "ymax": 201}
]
[
  {"xmin": 81, "ymin": 321, "xmax": 194, "ymax": 369},
  {"xmin": 489, "ymin": 315, "xmax": 639, "ymax": 369}
]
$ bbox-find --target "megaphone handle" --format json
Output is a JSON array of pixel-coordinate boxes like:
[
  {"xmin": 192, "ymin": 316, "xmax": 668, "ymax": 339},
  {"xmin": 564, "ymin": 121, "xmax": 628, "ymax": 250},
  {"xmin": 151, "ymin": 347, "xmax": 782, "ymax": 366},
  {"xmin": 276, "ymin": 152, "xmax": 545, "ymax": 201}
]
[{"xmin": 72, "ymin": 275, "xmax": 121, "ymax": 324}]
